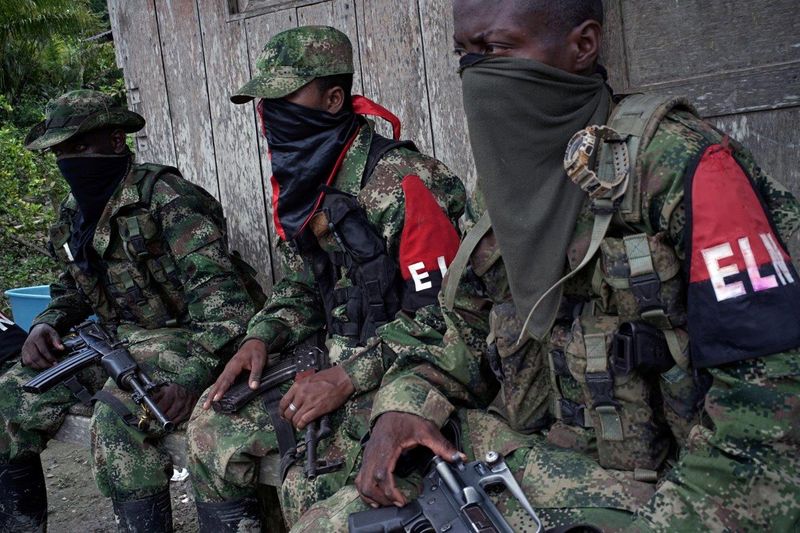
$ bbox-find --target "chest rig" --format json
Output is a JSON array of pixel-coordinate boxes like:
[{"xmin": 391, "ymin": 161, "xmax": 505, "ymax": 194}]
[
  {"xmin": 540, "ymin": 94, "xmax": 716, "ymax": 475},
  {"xmin": 294, "ymin": 135, "xmax": 417, "ymax": 346},
  {"xmin": 49, "ymin": 164, "xmax": 248, "ymax": 329}
]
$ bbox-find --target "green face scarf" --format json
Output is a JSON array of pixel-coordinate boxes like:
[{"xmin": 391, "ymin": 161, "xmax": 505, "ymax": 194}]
[{"xmin": 460, "ymin": 56, "xmax": 611, "ymax": 340}]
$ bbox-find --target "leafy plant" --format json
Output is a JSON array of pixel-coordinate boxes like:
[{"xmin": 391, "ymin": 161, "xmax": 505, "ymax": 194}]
[{"xmin": 0, "ymin": 0, "xmax": 124, "ymax": 315}]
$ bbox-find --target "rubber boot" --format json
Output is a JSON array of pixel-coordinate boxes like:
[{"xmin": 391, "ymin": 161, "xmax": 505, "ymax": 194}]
[
  {"xmin": 111, "ymin": 488, "xmax": 173, "ymax": 533},
  {"xmin": 196, "ymin": 497, "xmax": 262, "ymax": 533},
  {"xmin": 0, "ymin": 455, "xmax": 48, "ymax": 532}
]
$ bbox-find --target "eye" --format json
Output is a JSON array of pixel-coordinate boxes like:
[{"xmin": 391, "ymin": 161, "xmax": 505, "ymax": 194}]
[
  {"xmin": 484, "ymin": 44, "xmax": 506, "ymax": 55},
  {"xmin": 74, "ymin": 144, "xmax": 87, "ymax": 152},
  {"xmin": 452, "ymin": 46, "xmax": 466, "ymax": 58}
]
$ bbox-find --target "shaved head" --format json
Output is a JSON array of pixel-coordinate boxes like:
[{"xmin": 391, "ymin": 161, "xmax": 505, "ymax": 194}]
[{"xmin": 511, "ymin": 0, "xmax": 603, "ymax": 38}]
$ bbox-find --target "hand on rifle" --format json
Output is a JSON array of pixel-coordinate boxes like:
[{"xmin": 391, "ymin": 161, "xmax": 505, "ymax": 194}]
[
  {"xmin": 279, "ymin": 365, "xmax": 355, "ymax": 429},
  {"xmin": 356, "ymin": 412, "xmax": 465, "ymax": 508},
  {"xmin": 21, "ymin": 324, "xmax": 64, "ymax": 369},
  {"xmin": 152, "ymin": 383, "xmax": 199, "ymax": 424},
  {"xmin": 202, "ymin": 338, "xmax": 268, "ymax": 410}
]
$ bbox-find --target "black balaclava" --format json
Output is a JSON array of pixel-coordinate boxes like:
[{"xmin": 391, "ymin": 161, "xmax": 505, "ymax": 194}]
[
  {"xmin": 57, "ymin": 153, "xmax": 131, "ymax": 272},
  {"xmin": 258, "ymin": 98, "xmax": 359, "ymax": 241}
]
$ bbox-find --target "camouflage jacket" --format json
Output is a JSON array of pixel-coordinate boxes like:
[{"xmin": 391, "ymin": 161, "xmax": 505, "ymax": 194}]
[
  {"xmin": 244, "ymin": 119, "xmax": 466, "ymax": 393},
  {"xmin": 370, "ymin": 109, "xmax": 800, "ymax": 445},
  {"xmin": 33, "ymin": 163, "xmax": 258, "ymax": 393}
]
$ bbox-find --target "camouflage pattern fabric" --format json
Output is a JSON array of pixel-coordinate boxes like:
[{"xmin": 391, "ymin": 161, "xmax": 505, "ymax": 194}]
[
  {"xmin": 298, "ymin": 108, "xmax": 800, "ymax": 530},
  {"xmin": 0, "ymin": 156, "xmax": 257, "ymax": 501},
  {"xmin": 231, "ymin": 26, "xmax": 355, "ymax": 104},
  {"xmin": 25, "ymin": 89, "xmax": 145, "ymax": 151},
  {"xmin": 186, "ymin": 118, "xmax": 465, "ymax": 527}
]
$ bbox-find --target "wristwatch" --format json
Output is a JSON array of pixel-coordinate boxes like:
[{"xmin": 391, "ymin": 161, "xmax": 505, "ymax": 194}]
[{"xmin": 564, "ymin": 125, "xmax": 629, "ymax": 199}]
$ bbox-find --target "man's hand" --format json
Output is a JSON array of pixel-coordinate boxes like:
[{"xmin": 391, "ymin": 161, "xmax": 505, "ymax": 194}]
[
  {"xmin": 355, "ymin": 412, "xmax": 464, "ymax": 508},
  {"xmin": 279, "ymin": 365, "xmax": 355, "ymax": 429},
  {"xmin": 151, "ymin": 383, "xmax": 199, "ymax": 425},
  {"xmin": 21, "ymin": 324, "xmax": 64, "ymax": 369},
  {"xmin": 202, "ymin": 338, "xmax": 268, "ymax": 409}
]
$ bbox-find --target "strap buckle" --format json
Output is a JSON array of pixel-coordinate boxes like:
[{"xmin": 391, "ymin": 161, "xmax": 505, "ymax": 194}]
[
  {"xmin": 629, "ymin": 272, "xmax": 662, "ymax": 313},
  {"xmin": 585, "ymin": 370, "xmax": 617, "ymax": 408}
]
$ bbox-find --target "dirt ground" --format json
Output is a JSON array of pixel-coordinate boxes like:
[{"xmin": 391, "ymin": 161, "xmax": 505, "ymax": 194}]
[{"xmin": 41, "ymin": 440, "xmax": 199, "ymax": 532}]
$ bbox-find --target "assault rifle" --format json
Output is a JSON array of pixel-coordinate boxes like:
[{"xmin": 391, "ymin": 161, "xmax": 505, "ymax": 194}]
[
  {"xmin": 212, "ymin": 344, "xmax": 343, "ymax": 480},
  {"xmin": 23, "ymin": 321, "xmax": 174, "ymax": 432},
  {"xmin": 348, "ymin": 451, "xmax": 543, "ymax": 533}
]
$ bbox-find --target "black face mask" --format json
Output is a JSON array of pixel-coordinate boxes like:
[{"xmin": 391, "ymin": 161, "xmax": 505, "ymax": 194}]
[
  {"xmin": 259, "ymin": 98, "xmax": 359, "ymax": 240},
  {"xmin": 57, "ymin": 153, "xmax": 131, "ymax": 272}
]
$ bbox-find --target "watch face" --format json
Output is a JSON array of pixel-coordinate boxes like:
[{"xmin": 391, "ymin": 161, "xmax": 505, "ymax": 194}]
[{"xmin": 566, "ymin": 132, "xmax": 587, "ymax": 163}]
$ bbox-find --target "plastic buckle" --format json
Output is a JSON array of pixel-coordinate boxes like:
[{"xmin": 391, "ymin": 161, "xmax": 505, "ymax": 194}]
[
  {"xmin": 559, "ymin": 399, "xmax": 588, "ymax": 427},
  {"xmin": 611, "ymin": 330, "xmax": 636, "ymax": 376},
  {"xmin": 629, "ymin": 272, "xmax": 662, "ymax": 312},
  {"xmin": 585, "ymin": 371, "xmax": 616, "ymax": 407}
]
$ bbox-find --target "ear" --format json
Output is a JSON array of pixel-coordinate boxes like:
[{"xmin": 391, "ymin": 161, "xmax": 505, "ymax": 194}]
[
  {"xmin": 109, "ymin": 129, "xmax": 128, "ymax": 154},
  {"xmin": 323, "ymin": 86, "xmax": 345, "ymax": 114},
  {"xmin": 567, "ymin": 20, "xmax": 602, "ymax": 74}
]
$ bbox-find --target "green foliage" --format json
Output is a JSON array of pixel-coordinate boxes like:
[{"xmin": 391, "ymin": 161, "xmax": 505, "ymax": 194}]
[{"xmin": 0, "ymin": 0, "xmax": 124, "ymax": 316}]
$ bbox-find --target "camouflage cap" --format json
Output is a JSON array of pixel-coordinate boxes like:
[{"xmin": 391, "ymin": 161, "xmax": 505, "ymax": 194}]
[
  {"xmin": 231, "ymin": 25, "xmax": 354, "ymax": 104},
  {"xmin": 24, "ymin": 89, "xmax": 145, "ymax": 151}
]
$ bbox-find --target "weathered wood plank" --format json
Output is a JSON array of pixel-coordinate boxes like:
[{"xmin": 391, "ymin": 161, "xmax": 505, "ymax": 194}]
[
  {"xmin": 417, "ymin": 0, "xmax": 477, "ymax": 194},
  {"xmin": 196, "ymin": 0, "xmax": 275, "ymax": 290},
  {"xmin": 621, "ymin": 0, "xmax": 800, "ymax": 88},
  {"xmin": 245, "ymin": 9, "xmax": 299, "ymax": 282},
  {"xmin": 108, "ymin": 0, "xmax": 177, "ymax": 166},
  {"xmin": 354, "ymin": 0, "xmax": 434, "ymax": 153},
  {"xmin": 154, "ymin": 0, "xmax": 220, "ymax": 199},
  {"xmin": 712, "ymin": 107, "xmax": 800, "ymax": 262},
  {"xmin": 600, "ymin": 0, "xmax": 628, "ymax": 94},
  {"xmin": 630, "ymin": 63, "xmax": 800, "ymax": 118},
  {"xmin": 296, "ymin": 0, "xmax": 364, "ymax": 94}
]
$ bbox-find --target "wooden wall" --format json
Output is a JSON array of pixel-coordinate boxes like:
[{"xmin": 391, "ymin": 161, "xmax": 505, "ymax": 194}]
[{"xmin": 108, "ymin": 0, "xmax": 800, "ymax": 289}]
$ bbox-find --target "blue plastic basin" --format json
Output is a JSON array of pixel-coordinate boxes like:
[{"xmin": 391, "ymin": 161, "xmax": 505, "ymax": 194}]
[{"xmin": 5, "ymin": 285, "xmax": 51, "ymax": 332}]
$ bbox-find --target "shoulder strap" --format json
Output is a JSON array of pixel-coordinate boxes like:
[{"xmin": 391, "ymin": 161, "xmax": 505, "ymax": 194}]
[
  {"xmin": 599, "ymin": 94, "xmax": 697, "ymax": 223},
  {"xmin": 443, "ymin": 212, "xmax": 492, "ymax": 311},
  {"xmin": 361, "ymin": 134, "xmax": 417, "ymax": 188},
  {"xmin": 131, "ymin": 163, "xmax": 182, "ymax": 205}
]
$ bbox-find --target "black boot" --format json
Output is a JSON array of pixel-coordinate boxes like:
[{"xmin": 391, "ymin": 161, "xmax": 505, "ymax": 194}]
[
  {"xmin": 112, "ymin": 488, "xmax": 173, "ymax": 533},
  {"xmin": 196, "ymin": 497, "xmax": 262, "ymax": 533},
  {"xmin": 0, "ymin": 455, "xmax": 48, "ymax": 532}
]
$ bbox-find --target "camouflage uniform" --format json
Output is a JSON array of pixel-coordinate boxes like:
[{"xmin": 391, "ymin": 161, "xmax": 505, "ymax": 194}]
[
  {"xmin": 0, "ymin": 90, "xmax": 258, "ymax": 502},
  {"xmin": 292, "ymin": 108, "xmax": 800, "ymax": 531},
  {"xmin": 186, "ymin": 26, "xmax": 466, "ymax": 529}
]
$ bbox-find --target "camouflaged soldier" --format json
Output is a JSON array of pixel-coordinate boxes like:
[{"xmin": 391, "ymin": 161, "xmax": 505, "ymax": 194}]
[
  {"xmin": 292, "ymin": 1, "xmax": 800, "ymax": 532},
  {"xmin": 184, "ymin": 26, "xmax": 465, "ymax": 531},
  {"xmin": 0, "ymin": 89, "xmax": 261, "ymax": 532}
]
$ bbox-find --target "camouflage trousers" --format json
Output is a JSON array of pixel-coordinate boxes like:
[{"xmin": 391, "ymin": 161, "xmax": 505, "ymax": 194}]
[
  {"xmin": 0, "ymin": 326, "xmax": 201, "ymax": 501},
  {"xmin": 293, "ymin": 350, "xmax": 800, "ymax": 532},
  {"xmin": 187, "ymin": 387, "xmax": 369, "ymax": 528}
]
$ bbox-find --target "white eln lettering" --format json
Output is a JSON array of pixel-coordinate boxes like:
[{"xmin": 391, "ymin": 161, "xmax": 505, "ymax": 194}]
[
  {"xmin": 738, "ymin": 237, "xmax": 778, "ymax": 292},
  {"xmin": 702, "ymin": 243, "xmax": 746, "ymax": 302},
  {"xmin": 408, "ymin": 262, "xmax": 432, "ymax": 292},
  {"xmin": 437, "ymin": 256, "xmax": 448, "ymax": 277},
  {"xmin": 0, "ymin": 315, "xmax": 12, "ymax": 332},
  {"xmin": 760, "ymin": 232, "xmax": 795, "ymax": 286}
]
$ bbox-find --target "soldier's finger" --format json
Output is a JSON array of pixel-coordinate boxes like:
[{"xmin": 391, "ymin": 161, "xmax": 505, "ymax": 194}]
[
  {"xmin": 210, "ymin": 371, "xmax": 236, "ymax": 402},
  {"xmin": 294, "ymin": 405, "xmax": 322, "ymax": 430},
  {"xmin": 370, "ymin": 446, "xmax": 406, "ymax": 507},
  {"xmin": 419, "ymin": 428, "xmax": 464, "ymax": 464},
  {"xmin": 44, "ymin": 329, "xmax": 64, "ymax": 351},
  {"xmin": 248, "ymin": 353, "xmax": 265, "ymax": 390},
  {"xmin": 278, "ymin": 384, "xmax": 297, "ymax": 416},
  {"xmin": 283, "ymin": 396, "xmax": 303, "ymax": 424},
  {"xmin": 33, "ymin": 338, "xmax": 56, "ymax": 365}
]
